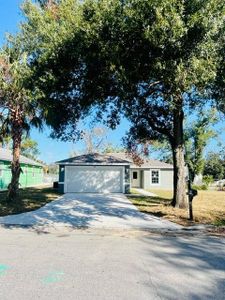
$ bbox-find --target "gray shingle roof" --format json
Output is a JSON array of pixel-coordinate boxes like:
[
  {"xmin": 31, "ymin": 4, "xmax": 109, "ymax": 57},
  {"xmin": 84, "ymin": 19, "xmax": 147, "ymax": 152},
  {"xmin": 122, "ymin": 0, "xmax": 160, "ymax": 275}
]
[
  {"xmin": 56, "ymin": 153, "xmax": 131, "ymax": 165},
  {"xmin": 56, "ymin": 152, "xmax": 173, "ymax": 169},
  {"xmin": 109, "ymin": 152, "xmax": 173, "ymax": 169},
  {"xmin": 0, "ymin": 148, "xmax": 43, "ymax": 167}
]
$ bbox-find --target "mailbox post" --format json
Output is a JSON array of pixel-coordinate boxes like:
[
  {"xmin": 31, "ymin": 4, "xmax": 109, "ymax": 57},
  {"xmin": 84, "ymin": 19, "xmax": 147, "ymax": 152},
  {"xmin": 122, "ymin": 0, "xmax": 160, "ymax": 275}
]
[{"xmin": 186, "ymin": 164, "xmax": 198, "ymax": 221}]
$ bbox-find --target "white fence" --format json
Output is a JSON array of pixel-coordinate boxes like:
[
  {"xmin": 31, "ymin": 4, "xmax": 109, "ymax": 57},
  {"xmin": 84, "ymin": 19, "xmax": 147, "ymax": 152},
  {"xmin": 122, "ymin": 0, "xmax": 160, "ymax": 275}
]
[{"xmin": 43, "ymin": 174, "xmax": 58, "ymax": 184}]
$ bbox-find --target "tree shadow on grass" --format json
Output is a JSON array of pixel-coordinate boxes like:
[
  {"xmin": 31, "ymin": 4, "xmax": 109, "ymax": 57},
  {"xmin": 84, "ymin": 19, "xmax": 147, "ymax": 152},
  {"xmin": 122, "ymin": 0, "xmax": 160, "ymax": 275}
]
[
  {"xmin": 0, "ymin": 187, "xmax": 60, "ymax": 217},
  {"xmin": 130, "ymin": 195, "xmax": 171, "ymax": 205},
  {"xmin": 141, "ymin": 210, "xmax": 166, "ymax": 218}
]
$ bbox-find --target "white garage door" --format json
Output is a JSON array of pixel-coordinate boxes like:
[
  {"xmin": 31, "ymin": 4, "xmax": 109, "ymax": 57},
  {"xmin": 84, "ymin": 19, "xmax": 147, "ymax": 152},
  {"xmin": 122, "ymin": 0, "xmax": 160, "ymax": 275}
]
[{"xmin": 65, "ymin": 166, "xmax": 124, "ymax": 193}]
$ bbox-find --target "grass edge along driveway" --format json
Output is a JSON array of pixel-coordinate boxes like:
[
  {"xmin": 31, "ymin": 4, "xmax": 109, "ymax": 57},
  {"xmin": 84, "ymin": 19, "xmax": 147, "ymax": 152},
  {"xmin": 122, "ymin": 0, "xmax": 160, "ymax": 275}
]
[
  {"xmin": 128, "ymin": 189, "xmax": 225, "ymax": 227},
  {"xmin": 1, "ymin": 186, "xmax": 224, "ymax": 228},
  {"xmin": 0, "ymin": 186, "xmax": 60, "ymax": 217}
]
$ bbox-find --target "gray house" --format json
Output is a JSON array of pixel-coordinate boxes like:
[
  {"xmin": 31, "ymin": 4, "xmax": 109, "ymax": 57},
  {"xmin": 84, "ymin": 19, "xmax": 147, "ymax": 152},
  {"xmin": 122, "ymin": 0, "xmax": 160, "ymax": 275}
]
[
  {"xmin": 56, "ymin": 153, "xmax": 173, "ymax": 194},
  {"xmin": 111, "ymin": 153, "xmax": 174, "ymax": 191}
]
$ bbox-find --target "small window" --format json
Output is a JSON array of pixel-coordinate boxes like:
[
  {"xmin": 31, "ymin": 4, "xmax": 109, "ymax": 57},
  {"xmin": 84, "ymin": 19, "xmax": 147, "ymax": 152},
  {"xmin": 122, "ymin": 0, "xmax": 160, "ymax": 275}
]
[
  {"xmin": 0, "ymin": 169, "xmax": 3, "ymax": 177},
  {"xmin": 151, "ymin": 170, "xmax": 159, "ymax": 184},
  {"xmin": 133, "ymin": 171, "xmax": 138, "ymax": 180}
]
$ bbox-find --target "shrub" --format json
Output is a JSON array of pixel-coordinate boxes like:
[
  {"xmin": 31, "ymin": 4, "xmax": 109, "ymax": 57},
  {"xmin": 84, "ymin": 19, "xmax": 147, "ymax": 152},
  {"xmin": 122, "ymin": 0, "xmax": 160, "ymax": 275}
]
[
  {"xmin": 201, "ymin": 184, "xmax": 208, "ymax": 190},
  {"xmin": 192, "ymin": 184, "xmax": 208, "ymax": 190},
  {"xmin": 203, "ymin": 175, "xmax": 214, "ymax": 187},
  {"xmin": 192, "ymin": 175, "xmax": 214, "ymax": 190}
]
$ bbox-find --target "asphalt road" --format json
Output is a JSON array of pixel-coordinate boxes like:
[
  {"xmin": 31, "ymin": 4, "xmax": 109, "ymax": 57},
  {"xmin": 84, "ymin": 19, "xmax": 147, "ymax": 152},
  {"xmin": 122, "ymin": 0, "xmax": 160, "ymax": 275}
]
[{"xmin": 0, "ymin": 227, "xmax": 224, "ymax": 300}]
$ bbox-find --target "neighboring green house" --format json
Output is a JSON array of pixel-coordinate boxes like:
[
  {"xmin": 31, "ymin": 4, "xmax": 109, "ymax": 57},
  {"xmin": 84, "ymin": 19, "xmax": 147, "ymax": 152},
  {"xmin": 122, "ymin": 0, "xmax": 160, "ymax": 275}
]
[{"xmin": 0, "ymin": 148, "xmax": 44, "ymax": 190}]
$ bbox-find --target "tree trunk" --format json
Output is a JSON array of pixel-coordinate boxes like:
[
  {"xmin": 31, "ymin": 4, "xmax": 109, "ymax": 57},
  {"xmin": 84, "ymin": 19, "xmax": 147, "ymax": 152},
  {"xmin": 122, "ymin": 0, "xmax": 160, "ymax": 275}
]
[
  {"xmin": 171, "ymin": 144, "xmax": 187, "ymax": 208},
  {"xmin": 171, "ymin": 103, "xmax": 188, "ymax": 209},
  {"xmin": 7, "ymin": 122, "xmax": 23, "ymax": 203}
]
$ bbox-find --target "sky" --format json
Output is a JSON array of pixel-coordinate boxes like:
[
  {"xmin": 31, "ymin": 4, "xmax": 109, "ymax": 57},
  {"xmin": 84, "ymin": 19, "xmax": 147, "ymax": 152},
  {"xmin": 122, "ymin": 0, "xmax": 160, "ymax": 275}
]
[
  {"xmin": 0, "ymin": 0, "xmax": 128, "ymax": 163},
  {"xmin": 0, "ymin": 1, "xmax": 224, "ymax": 164}
]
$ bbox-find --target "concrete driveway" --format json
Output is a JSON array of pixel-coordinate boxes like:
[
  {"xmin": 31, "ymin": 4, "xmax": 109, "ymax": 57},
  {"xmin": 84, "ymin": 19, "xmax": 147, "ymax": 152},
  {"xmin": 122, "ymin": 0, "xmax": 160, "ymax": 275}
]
[{"xmin": 0, "ymin": 193, "xmax": 180, "ymax": 230}]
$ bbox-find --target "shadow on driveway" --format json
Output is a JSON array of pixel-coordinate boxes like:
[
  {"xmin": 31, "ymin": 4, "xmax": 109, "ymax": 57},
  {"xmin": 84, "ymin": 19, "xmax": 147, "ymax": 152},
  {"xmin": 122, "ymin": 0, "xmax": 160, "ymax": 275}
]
[{"xmin": 0, "ymin": 193, "xmax": 180, "ymax": 230}]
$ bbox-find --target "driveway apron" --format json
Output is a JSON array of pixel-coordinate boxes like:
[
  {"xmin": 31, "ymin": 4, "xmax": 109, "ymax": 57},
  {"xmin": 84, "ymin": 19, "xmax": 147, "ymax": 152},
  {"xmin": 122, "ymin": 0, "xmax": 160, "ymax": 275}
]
[{"xmin": 0, "ymin": 193, "xmax": 181, "ymax": 230}]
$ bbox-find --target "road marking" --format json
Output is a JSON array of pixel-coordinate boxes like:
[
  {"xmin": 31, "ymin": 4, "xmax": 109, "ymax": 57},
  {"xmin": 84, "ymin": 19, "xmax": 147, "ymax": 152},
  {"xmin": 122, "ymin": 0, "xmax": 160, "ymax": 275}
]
[
  {"xmin": 0, "ymin": 265, "xmax": 10, "ymax": 277},
  {"xmin": 42, "ymin": 271, "xmax": 64, "ymax": 284}
]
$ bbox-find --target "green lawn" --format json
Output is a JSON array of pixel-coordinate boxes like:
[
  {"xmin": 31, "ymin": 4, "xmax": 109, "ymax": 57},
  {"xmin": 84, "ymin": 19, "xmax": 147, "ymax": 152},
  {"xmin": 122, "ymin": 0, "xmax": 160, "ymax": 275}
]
[
  {"xmin": 129, "ymin": 190, "xmax": 225, "ymax": 226},
  {"xmin": 147, "ymin": 189, "xmax": 173, "ymax": 199},
  {"xmin": 0, "ymin": 186, "xmax": 60, "ymax": 217}
]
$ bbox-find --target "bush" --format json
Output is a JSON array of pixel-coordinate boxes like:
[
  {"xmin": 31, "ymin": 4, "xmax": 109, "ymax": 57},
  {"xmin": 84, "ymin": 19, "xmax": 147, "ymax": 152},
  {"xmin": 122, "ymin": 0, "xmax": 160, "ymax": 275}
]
[
  {"xmin": 203, "ymin": 175, "xmax": 214, "ymax": 186},
  {"xmin": 192, "ymin": 175, "xmax": 214, "ymax": 190},
  {"xmin": 192, "ymin": 184, "xmax": 208, "ymax": 190},
  {"xmin": 201, "ymin": 184, "xmax": 208, "ymax": 190}
]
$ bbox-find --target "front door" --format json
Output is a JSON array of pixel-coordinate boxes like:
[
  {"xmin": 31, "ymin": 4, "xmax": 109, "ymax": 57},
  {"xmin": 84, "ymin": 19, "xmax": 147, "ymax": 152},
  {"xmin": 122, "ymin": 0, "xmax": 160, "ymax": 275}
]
[{"xmin": 131, "ymin": 170, "xmax": 141, "ymax": 188}]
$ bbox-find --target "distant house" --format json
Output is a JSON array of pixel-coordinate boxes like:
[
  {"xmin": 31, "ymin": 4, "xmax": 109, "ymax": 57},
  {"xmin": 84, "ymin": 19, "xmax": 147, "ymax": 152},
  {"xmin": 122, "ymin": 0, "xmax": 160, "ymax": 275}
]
[
  {"xmin": 56, "ymin": 153, "xmax": 173, "ymax": 194},
  {"xmin": 0, "ymin": 148, "xmax": 44, "ymax": 190}
]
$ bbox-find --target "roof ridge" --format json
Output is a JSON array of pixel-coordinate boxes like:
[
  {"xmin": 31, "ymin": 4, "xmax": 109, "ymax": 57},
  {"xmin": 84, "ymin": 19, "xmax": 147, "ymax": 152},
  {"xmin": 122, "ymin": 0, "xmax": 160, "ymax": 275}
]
[{"xmin": 56, "ymin": 152, "xmax": 173, "ymax": 168}]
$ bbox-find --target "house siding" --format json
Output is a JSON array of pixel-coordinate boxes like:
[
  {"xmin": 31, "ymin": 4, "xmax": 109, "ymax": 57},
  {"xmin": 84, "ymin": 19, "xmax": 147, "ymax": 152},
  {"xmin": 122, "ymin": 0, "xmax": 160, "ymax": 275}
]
[
  {"xmin": 0, "ymin": 160, "xmax": 43, "ymax": 190},
  {"xmin": 142, "ymin": 168, "xmax": 173, "ymax": 190}
]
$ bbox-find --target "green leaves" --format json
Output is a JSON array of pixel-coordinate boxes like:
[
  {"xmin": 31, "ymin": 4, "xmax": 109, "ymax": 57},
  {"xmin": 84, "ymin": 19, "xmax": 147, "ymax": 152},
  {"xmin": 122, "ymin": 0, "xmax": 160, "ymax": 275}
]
[
  {"xmin": 0, "ymin": 41, "xmax": 43, "ymax": 145},
  {"xmin": 7, "ymin": 0, "xmax": 224, "ymax": 143},
  {"xmin": 185, "ymin": 109, "xmax": 218, "ymax": 177}
]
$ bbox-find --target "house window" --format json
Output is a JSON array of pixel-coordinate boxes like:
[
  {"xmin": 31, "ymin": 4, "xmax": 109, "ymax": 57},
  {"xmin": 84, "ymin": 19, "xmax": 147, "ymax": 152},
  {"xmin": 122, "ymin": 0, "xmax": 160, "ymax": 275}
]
[
  {"xmin": 133, "ymin": 171, "xmax": 138, "ymax": 180},
  {"xmin": 0, "ymin": 169, "xmax": 3, "ymax": 177},
  {"xmin": 151, "ymin": 170, "xmax": 160, "ymax": 184}
]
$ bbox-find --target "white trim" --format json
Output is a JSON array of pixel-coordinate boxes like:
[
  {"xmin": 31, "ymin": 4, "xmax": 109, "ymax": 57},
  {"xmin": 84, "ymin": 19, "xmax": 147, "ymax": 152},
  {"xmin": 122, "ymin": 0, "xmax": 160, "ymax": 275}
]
[{"xmin": 150, "ymin": 169, "xmax": 161, "ymax": 185}]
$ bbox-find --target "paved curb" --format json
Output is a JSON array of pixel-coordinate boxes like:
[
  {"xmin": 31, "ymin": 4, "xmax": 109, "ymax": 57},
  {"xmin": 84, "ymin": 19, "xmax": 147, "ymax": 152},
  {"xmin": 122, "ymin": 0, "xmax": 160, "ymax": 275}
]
[{"xmin": 1, "ymin": 223, "xmax": 224, "ymax": 238}]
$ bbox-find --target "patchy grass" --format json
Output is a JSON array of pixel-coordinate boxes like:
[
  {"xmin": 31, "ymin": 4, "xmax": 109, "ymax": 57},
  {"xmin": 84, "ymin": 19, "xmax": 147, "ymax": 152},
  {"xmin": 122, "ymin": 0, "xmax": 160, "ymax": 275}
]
[
  {"xmin": 129, "ymin": 190, "xmax": 225, "ymax": 226},
  {"xmin": 130, "ymin": 188, "xmax": 140, "ymax": 194},
  {"xmin": 0, "ymin": 186, "xmax": 61, "ymax": 217},
  {"xmin": 147, "ymin": 189, "xmax": 173, "ymax": 199}
]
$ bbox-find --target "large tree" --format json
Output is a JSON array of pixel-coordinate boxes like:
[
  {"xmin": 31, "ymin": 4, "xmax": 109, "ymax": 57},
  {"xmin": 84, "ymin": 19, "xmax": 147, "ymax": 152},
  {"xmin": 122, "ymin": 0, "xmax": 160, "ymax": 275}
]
[
  {"xmin": 21, "ymin": 138, "xmax": 40, "ymax": 159},
  {"xmin": 144, "ymin": 109, "xmax": 218, "ymax": 184},
  {"xmin": 81, "ymin": 0, "xmax": 224, "ymax": 208},
  {"xmin": 0, "ymin": 44, "xmax": 42, "ymax": 202},
  {"xmin": 19, "ymin": 0, "xmax": 86, "ymax": 141},
  {"xmin": 82, "ymin": 127, "xmax": 108, "ymax": 154},
  {"xmin": 20, "ymin": 0, "xmax": 225, "ymax": 208},
  {"xmin": 204, "ymin": 151, "xmax": 225, "ymax": 180},
  {"xmin": 185, "ymin": 110, "xmax": 218, "ymax": 184},
  {"xmin": 2, "ymin": 136, "xmax": 40, "ymax": 159}
]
